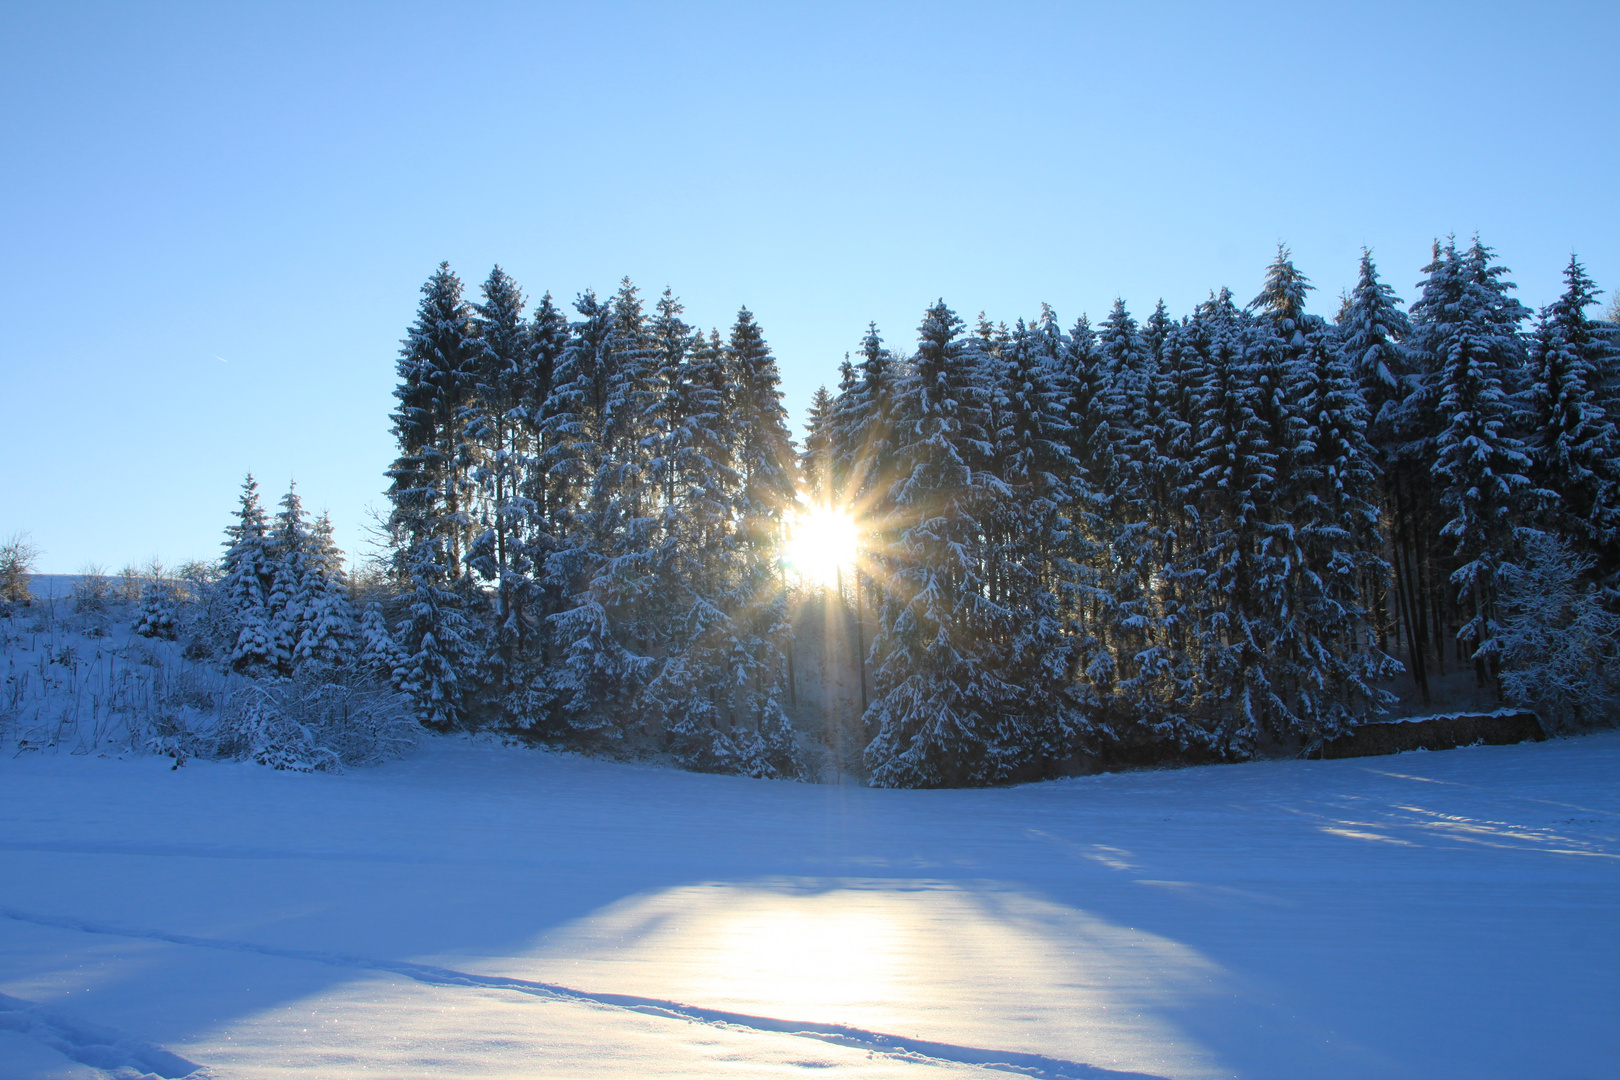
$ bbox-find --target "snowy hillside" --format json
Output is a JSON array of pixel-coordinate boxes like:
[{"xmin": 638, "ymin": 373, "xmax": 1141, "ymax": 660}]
[{"xmin": 2, "ymin": 733, "xmax": 1616, "ymax": 1079}]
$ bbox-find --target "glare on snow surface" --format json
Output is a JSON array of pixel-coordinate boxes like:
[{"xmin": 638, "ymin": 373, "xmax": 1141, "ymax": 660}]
[{"xmin": 1, "ymin": 734, "xmax": 1618, "ymax": 1078}]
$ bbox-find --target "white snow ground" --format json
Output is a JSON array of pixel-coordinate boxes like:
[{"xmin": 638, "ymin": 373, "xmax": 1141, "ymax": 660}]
[{"xmin": 1, "ymin": 733, "xmax": 1616, "ymax": 1080}]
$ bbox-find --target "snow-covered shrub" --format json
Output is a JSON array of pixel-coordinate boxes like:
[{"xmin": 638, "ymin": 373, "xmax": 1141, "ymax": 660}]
[
  {"xmin": 114, "ymin": 565, "xmax": 142, "ymax": 602},
  {"xmin": 1498, "ymin": 531, "xmax": 1620, "ymax": 731},
  {"xmin": 0, "ymin": 532, "xmax": 39, "ymax": 609},
  {"xmin": 71, "ymin": 565, "xmax": 112, "ymax": 613},
  {"xmin": 216, "ymin": 673, "xmax": 417, "ymax": 771}
]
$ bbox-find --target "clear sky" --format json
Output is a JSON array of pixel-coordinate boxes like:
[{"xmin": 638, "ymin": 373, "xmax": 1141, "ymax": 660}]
[{"xmin": 3, "ymin": 1, "xmax": 1616, "ymax": 573}]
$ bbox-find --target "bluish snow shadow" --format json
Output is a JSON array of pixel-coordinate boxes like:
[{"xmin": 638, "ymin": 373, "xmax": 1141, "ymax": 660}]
[{"xmin": 0, "ymin": 989, "xmax": 205, "ymax": 1079}]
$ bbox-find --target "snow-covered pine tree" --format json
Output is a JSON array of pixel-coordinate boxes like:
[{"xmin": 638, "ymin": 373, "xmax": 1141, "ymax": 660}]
[
  {"xmin": 266, "ymin": 482, "xmax": 313, "ymax": 675},
  {"xmin": 359, "ymin": 602, "xmax": 408, "ymax": 686},
  {"xmin": 388, "ymin": 263, "xmax": 480, "ymax": 584},
  {"xmin": 1094, "ymin": 300, "xmax": 1160, "ymax": 718},
  {"xmin": 1051, "ymin": 313, "xmax": 1125, "ymax": 710},
  {"xmin": 1392, "ymin": 239, "xmax": 1473, "ymax": 694},
  {"xmin": 543, "ymin": 287, "xmax": 653, "ymax": 746},
  {"xmin": 1128, "ymin": 315, "xmax": 1205, "ymax": 743},
  {"xmin": 832, "ymin": 323, "xmax": 905, "ymax": 679},
  {"xmin": 510, "ymin": 289, "xmax": 570, "ymax": 713},
  {"xmin": 395, "ymin": 546, "xmax": 475, "ymax": 730},
  {"xmin": 1058, "ymin": 314, "xmax": 1112, "ymax": 499},
  {"xmin": 835, "ymin": 323, "xmax": 902, "ymax": 522},
  {"xmin": 639, "ymin": 320, "xmax": 753, "ymax": 771},
  {"xmin": 1527, "ymin": 256, "xmax": 1620, "ymax": 570},
  {"xmin": 1249, "ymin": 245, "xmax": 1320, "ymax": 354},
  {"xmin": 1336, "ymin": 249, "xmax": 1413, "ymax": 667},
  {"xmin": 1286, "ymin": 333, "xmax": 1400, "ymax": 740},
  {"xmin": 1430, "ymin": 238, "xmax": 1533, "ymax": 688},
  {"xmin": 1189, "ymin": 292, "xmax": 1285, "ymax": 755},
  {"xmin": 864, "ymin": 300, "xmax": 1012, "ymax": 787},
  {"xmin": 986, "ymin": 316, "xmax": 1090, "ymax": 778},
  {"xmin": 645, "ymin": 288, "xmax": 693, "ymax": 516},
  {"xmin": 801, "ymin": 385, "xmax": 837, "ymax": 509},
  {"xmin": 1243, "ymin": 254, "xmax": 1323, "ymax": 733},
  {"xmin": 829, "ymin": 356, "xmax": 858, "ymax": 496},
  {"xmin": 721, "ymin": 307, "xmax": 802, "ymax": 777},
  {"xmin": 1338, "ymin": 249, "xmax": 1412, "ymax": 430},
  {"xmin": 1246, "ymin": 252, "xmax": 1314, "ymax": 575},
  {"xmin": 386, "ymin": 265, "xmax": 479, "ymax": 728},
  {"xmin": 825, "ymin": 330, "xmax": 898, "ymax": 716},
  {"xmin": 1144, "ymin": 299, "xmax": 1175, "ymax": 366},
  {"xmin": 464, "ymin": 266, "xmax": 533, "ymax": 694},
  {"xmin": 636, "ymin": 288, "xmax": 705, "ymax": 759},
  {"xmin": 220, "ymin": 474, "xmax": 277, "ymax": 673},
  {"xmin": 292, "ymin": 513, "xmax": 361, "ymax": 672}
]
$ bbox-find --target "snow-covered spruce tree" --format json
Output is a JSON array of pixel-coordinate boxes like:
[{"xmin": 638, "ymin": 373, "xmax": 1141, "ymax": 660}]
[
  {"xmin": 220, "ymin": 474, "xmax": 277, "ymax": 673},
  {"xmin": 359, "ymin": 601, "xmax": 408, "ymax": 686},
  {"xmin": 386, "ymin": 264, "xmax": 480, "ymax": 729},
  {"xmin": 394, "ymin": 535, "xmax": 475, "ymax": 731},
  {"xmin": 864, "ymin": 300, "xmax": 1013, "ymax": 787},
  {"xmin": 1430, "ymin": 238, "xmax": 1533, "ymax": 689},
  {"xmin": 507, "ymin": 289, "xmax": 569, "ymax": 720},
  {"xmin": 1092, "ymin": 301, "xmax": 1159, "ymax": 705},
  {"xmin": 1286, "ymin": 333, "xmax": 1400, "ymax": 740},
  {"xmin": 1051, "ymin": 314, "xmax": 1124, "ymax": 713},
  {"xmin": 1144, "ymin": 299, "xmax": 1175, "ymax": 365},
  {"xmin": 1335, "ymin": 249, "xmax": 1412, "ymax": 664},
  {"xmin": 800, "ymin": 385, "xmax": 837, "ymax": 508},
  {"xmin": 829, "ymin": 358, "xmax": 859, "ymax": 497},
  {"xmin": 1245, "ymin": 252, "xmax": 1370, "ymax": 740},
  {"xmin": 720, "ymin": 307, "xmax": 803, "ymax": 777},
  {"xmin": 1338, "ymin": 249, "xmax": 1412, "ymax": 433},
  {"xmin": 1125, "ymin": 316, "xmax": 1206, "ymax": 746},
  {"xmin": 132, "ymin": 579, "xmax": 178, "ymax": 640},
  {"xmin": 986, "ymin": 316, "xmax": 1092, "ymax": 778},
  {"xmin": 1497, "ymin": 531, "xmax": 1620, "ymax": 730},
  {"xmin": 388, "ymin": 263, "xmax": 481, "ymax": 584},
  {"xmin": 1249, "ymin": 245, "xmax": 1321, "ymax": 355},
  {"xmin": 639, "ymin": 318, "xmax": 752, "ymax": 771},
  {"xmin": 1246, "ymin": 249, "xmax": 1313, "ymax": 468},
  {"xmin": 834, "ymin": 323, "xmax": 903, "ymax": 525},
  {"xmin": 1389, "ymin": 239, "xmax": 1474, "ymax": 695},
  {"xmin": 644, "ymin": 288, "xmax": 694, "ymax": 520},
  {"xmin": 464, "ymin": 266, "xmax": 535, "ymax": 697},
  {"xmin": 291, "ymin": 513, "xmax": 361, "ymax": 672},
  {"xmin": 832, "ymin": 324, "xmax": 905, "ymax": 652},
  {"xmin": 543, "ymin": 285, "xmax": 656, "ymax": 747},
  {"xmin": 1526, "ymin": 256, "xmax": 1620, "ymax": 570},
  {"xmin": 266, "ymin": 482, "xmax": 313, "ymax": 675},
  {"xmin": 1188, "ymin": 294, "xmax": 1286, "ymax": 756}
]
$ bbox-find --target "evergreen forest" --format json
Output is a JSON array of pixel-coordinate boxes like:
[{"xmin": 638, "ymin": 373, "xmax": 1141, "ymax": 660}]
[{"xmin": 196, "ymin": 240, "xmax": 1620, "ymax": 786}]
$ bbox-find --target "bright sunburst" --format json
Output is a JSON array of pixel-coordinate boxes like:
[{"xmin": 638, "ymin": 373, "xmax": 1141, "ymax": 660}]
[{"xmin": 784, "ymin": 505, "xmax": 858, "ymax": 588}]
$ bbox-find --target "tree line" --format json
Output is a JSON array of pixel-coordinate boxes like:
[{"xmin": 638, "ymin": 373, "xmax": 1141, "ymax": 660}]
[{"xmin": 200, "ymin": 241, "xmax": 1616, "ymax": 786}]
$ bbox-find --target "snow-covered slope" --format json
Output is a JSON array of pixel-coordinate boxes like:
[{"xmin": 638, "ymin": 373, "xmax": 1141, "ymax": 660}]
[{"xmin": 2, "ymin": 733, "xmax": 1616, "ymax": 1079}]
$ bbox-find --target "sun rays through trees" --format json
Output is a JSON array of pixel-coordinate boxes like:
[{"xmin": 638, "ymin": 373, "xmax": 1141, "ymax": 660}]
[{"xmin": 346, "ymin": 246, "xmax": 1620, "ymax": 785}]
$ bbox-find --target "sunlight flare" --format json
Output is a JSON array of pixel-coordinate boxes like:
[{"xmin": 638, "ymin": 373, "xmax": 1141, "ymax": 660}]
[{"xmin": 784, "ymin": 505, "xmax": 858, "ymax": 588}]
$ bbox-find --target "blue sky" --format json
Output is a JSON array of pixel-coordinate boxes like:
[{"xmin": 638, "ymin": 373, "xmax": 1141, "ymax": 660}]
[{"xmin": 3, "ymin": 1, "xmax": 1616, "ymax": 572}]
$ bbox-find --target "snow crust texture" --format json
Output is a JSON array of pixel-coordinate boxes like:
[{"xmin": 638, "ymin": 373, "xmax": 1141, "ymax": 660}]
[{"xmin": 2, "ymin": 734, "xmax": 1617, "ymax": 1079}]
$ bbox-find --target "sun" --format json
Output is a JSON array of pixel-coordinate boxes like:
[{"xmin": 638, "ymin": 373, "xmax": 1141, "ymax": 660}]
[{"xmin": 784, "ymin": 504, "xmax": 858, "ymax": 588}]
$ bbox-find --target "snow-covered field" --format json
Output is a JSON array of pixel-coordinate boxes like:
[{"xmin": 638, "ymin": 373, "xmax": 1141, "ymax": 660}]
[{"xmin": 2, "ymin": 733, "xmax": 1616, "ymax": 1080}]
